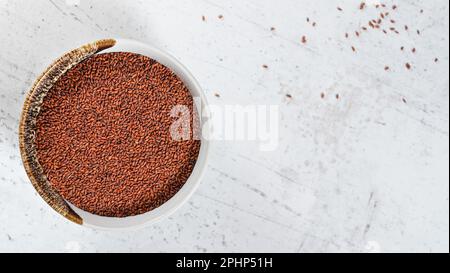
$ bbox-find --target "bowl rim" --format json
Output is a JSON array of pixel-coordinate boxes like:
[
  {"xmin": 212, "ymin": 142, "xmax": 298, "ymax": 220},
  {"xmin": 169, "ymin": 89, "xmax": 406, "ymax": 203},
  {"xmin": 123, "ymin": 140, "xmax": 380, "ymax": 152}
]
[{"xmin": 19, "ymin": 38, "xmax": 211, "ymax": 230}]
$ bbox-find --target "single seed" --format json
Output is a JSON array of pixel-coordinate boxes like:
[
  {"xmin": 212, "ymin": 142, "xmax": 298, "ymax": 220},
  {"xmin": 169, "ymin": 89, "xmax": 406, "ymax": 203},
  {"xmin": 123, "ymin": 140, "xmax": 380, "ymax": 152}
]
[{"xmin": 301, "ymin": 36, "xmax": 307, "ymax": 43}]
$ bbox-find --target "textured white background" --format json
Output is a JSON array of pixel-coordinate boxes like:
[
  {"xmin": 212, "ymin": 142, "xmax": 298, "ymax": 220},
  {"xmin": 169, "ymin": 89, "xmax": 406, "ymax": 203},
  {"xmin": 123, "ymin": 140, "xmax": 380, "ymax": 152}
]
[{"xmin": 0, "ymin": 0, "xmax": 448, "ymax": 253}]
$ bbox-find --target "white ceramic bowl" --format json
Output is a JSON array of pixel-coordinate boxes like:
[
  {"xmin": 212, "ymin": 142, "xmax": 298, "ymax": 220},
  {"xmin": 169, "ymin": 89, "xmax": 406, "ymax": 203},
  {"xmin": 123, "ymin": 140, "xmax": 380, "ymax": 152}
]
[{"xmin": 65, "ymin": 39, "xmax": 210, "ymax": 230}]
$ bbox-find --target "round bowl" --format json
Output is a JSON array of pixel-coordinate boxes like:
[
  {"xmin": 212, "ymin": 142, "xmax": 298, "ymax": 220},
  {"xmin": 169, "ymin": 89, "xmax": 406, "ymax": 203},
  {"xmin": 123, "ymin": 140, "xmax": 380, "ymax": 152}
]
[{"xmin": 19, "ymin": 38, "xmax": 210, "ymax": 230}]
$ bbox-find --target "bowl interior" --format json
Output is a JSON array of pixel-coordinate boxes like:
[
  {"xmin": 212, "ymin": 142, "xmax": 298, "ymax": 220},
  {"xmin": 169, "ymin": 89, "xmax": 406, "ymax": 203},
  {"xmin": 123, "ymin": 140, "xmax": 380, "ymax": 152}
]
[{"xmin": 65, "ymin": 39, "xmax": 210, "ymax": 229}]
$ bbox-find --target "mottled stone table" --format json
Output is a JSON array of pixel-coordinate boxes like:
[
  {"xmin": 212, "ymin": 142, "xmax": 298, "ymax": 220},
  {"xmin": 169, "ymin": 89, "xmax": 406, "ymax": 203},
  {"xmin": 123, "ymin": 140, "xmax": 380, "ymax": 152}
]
[{"xmin": 0, "ymin": 0, "xmax": 448, "ymax": 252}]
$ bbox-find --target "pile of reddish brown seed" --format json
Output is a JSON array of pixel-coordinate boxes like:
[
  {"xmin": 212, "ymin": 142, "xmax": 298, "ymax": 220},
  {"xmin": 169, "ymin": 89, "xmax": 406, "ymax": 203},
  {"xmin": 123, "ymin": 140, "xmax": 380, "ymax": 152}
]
[{"xmin": 35, "ymin": 52, "xmax": 201, "ymax": 217}]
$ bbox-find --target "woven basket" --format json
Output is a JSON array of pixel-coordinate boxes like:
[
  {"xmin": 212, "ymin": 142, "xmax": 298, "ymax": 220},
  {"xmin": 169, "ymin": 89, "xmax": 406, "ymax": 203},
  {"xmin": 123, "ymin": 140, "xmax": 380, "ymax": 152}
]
[{"xmin": 18, "ymin": 39, "xmax": 117, "ymax": 225}]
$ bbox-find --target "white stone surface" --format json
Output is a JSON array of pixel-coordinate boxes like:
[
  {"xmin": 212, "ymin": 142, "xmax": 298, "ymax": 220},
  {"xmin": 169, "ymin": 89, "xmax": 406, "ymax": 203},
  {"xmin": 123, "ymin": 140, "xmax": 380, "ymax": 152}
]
[{"xmin": 0, "ymin": 0, "xmax": 448, "ymax": 253}]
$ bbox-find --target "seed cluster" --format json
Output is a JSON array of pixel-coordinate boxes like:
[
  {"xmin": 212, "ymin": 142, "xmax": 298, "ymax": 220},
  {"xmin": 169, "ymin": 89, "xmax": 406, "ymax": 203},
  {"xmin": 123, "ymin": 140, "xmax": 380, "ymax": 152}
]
[
  {"xmin": 339, "ymin": 2, "xmax": 433, "ymax": 71},
  {"xmin": 35, "ymin": 52, "xmax": 201, "ymax": 217}
]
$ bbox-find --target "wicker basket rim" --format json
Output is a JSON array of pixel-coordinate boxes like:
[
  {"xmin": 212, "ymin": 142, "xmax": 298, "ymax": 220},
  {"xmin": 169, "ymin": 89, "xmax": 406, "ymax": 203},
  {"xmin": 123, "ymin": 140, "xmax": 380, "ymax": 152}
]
[{"xmin": 18, "ymin": 39, "xmax": 117, "ymax": 225}]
